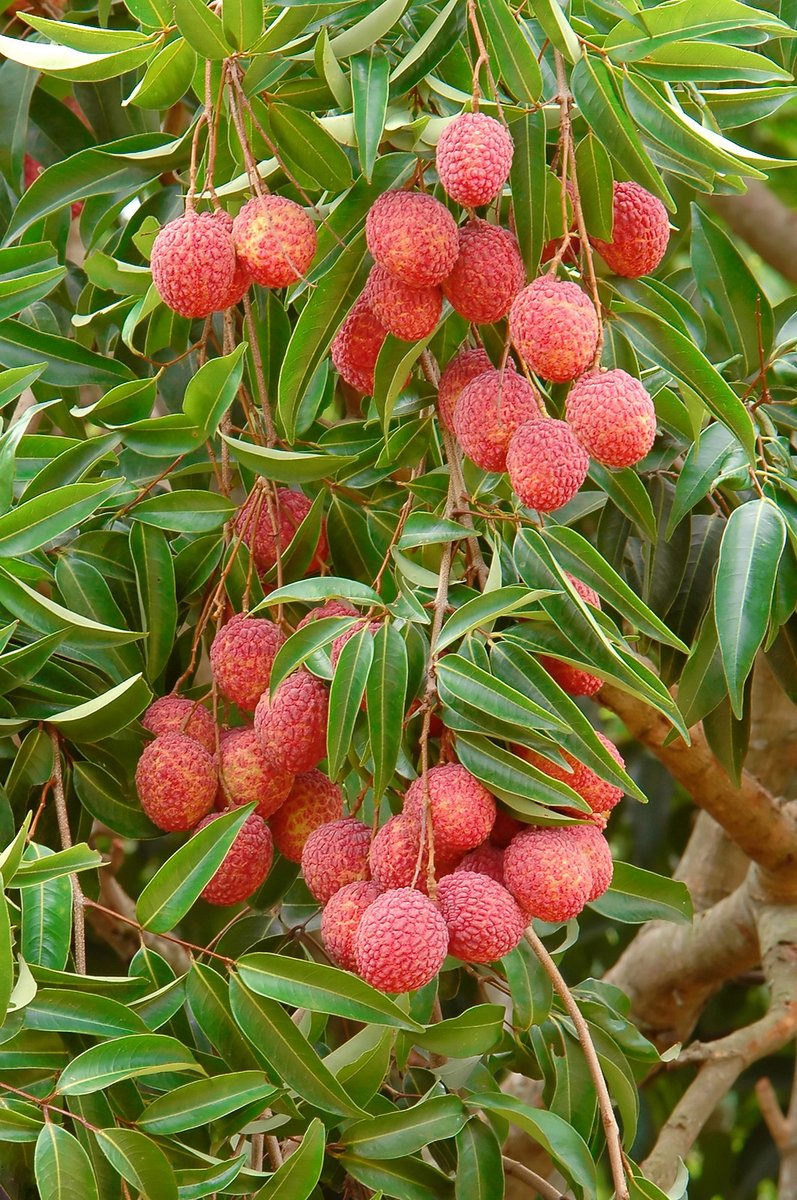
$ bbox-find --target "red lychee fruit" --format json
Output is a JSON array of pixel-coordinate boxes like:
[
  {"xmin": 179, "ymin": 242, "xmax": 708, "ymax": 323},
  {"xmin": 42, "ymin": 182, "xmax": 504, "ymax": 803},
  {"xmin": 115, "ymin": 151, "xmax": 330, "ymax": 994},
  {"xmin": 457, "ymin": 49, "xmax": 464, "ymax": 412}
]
[
  {"xmin": 490, "ymin": 808, "xmax": 524, "ymax": 848},
  {"xmin": 571, "ymin": 824, "xmax": 613, "ymax": 902},
  {"xmin": 454, "ymin": 368, "xmax": 542, "ymax": 473},
  {"xmin": 321, "ymin": 880, "xmax": 382, "ymax": 972},
  {"xmin": 232, "ymin": 195, "xmax": 316, "ymax": 288},
  {"xmin": 330, "ymin": 619, "xmax": 381, "ymax": 667},
  {"xmin": 504, "ymin": 827, "xmax": 592, "ymax": 922},
  {"xmin": 195, "ymin": 811, "xmax": 273, "ymax": 905},
  {"xmin": 455, "ymin": 842, "xmax": 505, "ymax": 885},
  {"xmin": 297, "ymin": 599, "xmax": 358, "ymax": 630},
  {"xmin": 142, "ymin": 696, "xmax": 217, "ymax": 755},
  {"xmin": 135, "ymin": 732, "xmax": 217, "ymax": 832},
  {"xmin": 301, "ymin": 817, "xmax": 372, "ymax": 903},
  {"xmin": 269, "ymin": 768, "xmax": 343, "ymax": 862},
  {"xmin": 591, "ymin": 181, "xmax": 670, "ymax": 278},
  {"xmin": 365, "ymin": 191, "xmax": 459, "ymax": 288},
  {"xmin": 539, "ymin": 657, "xmax": 603, "ymax": 698},
  {"xmin": 151, "ymin": 211, "xmax": 236, "ymax": 319},
  {"xmin": 369, "ymin": 813, "xmax": 428, "ymax": 892},
  {"xmin": 565, "ymin": 369, "xmax": 657, "ymax": 468},
  {"xmin": 217, "ymin": 727, "xmax": 294, "ymax": 818},
  {"xmin": 442, "ymin": 220, "xmax": 524, "ymax": 324},
  {"xmin": 566, "ymin": 574, "xmax": 601, "ymax": 608},
  {"xmin": 235, "ymin": 487, "xmax": 328, "ymax": 577},
  {"xmin": 210, "ymin": 615, "xmax": 286, "ymax": 713},
  {"xmin": 507, "ymin": 418, "xmax": 589, "ymax": 512},
  {"xmin": 436, "ymin": 112, "xmax": 514, "ymax": 208},
  {"xmin": 254, "ymin": 669, "xmax": 329, "ymax": 773},
  {"xmin": 518, "ymin": 733, "xmax": 625, "ymax": 817},
  {"xmin": 354, "ymin": 887, "xmax": 449, "ymax": 993},
  {"xmin": 438, "ymin": 871, "xmax": 526, "ymax": 962},
  {"xmin": 218, "ymin": 256, "xmax": 253, "ymax": 308},
  {"xmin": 364, "ymin": 264, "xmax": 441, "ymax": 341},
  {"xmin": 330, "ymin": 295, "xmax": 388, "ymax": 395},
  {"xmin": 437, "ymin": 347, "xmax": 493, "ymax": 432},
  {"xmin": 509, "ymin": 277, "xmax": 600, "ymax": 383},
  {"xmin": 403, "ymin": 763, "xmax": 496, "ymax": 859}
]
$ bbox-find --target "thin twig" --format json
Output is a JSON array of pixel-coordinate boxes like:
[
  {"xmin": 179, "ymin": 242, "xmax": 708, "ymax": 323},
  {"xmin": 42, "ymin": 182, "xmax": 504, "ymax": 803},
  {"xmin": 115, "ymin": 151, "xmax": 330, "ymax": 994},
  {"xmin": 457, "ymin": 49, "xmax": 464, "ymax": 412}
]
[
  {"xmin": 502, "ymin": 1155, "xmax": 568, "ymax": 1200},
  {"xmin": 47, "ymin": 727, "xmax": 86, "ymax": 975},
  {"xmin": 243, "ymin": 293, "xmax": 277, "ymax": 445}
]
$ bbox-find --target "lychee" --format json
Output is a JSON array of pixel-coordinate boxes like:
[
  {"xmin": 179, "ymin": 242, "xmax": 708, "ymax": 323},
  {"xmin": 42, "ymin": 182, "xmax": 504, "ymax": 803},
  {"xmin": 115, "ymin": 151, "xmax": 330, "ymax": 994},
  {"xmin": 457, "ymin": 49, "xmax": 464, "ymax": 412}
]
[
  {"xmin": 490, "ymin": 809, "xmax": 524, "ymax": 848},
  {"xmin": 196, "ymin": 811, "xmax": 273, "ymax": 905},
  {"xmin": 436, "ymin": 112, "xmax": 514, "ymax": 208},
  {"xmin": 454, "ymin": 368, "xmax": 542, "ymax": 472},
  {"xmin": 518, "ymin": 733, "xmax": 625, "ymax": 817},
  {"xmin": 437, "ymin": 347, "xmax": 492, "ymax": 432},
  {"xmin": 442, "ymin": 220, "xmax": 524, "ymax": 324},
  {"xmin": 217, "ymin": 727, "xmax": 294, "ymax": 818},
  {"xmin": 591, "ymin": 181, "xmax": 669, "ymax": 278},
  {"xmin": 504, "ymin": 827, "xmax": 592, "ymax": 922},
  {"xmin": 232, "ymin": 195, "xmax": 317, "ymax": 288},
  {"xmin": 365, "ymin": 264, "xmax": 441, "ymax": 341},
  {"xmin": 330, "ymin": 295, "xmax": 387, "ymax": 395},
  {"xmin": 235, "ymin": 487, "xmax": 328, "ymax": 577},
  {"xmin": 218, "ymin": 256, "xmax": 253, "ymax": 308},
  {"xmin": 539, "ymin": 657, "xmax": 603, "ymax": 698},
  {"xmin": 365, "ymin": 191, "xmax": 459, "ymax": 288},
  {"xmin": 142, "ymin": 696, "xmax": 217, "ymax": 755},
  {"xmin": 269, "ymin": 768, "xmax": 343, "ymax": 862},
  {"xmin": 151, "ymin": 210, "xmax": 236, "ymax": 319},
  {"xmin": 506, "ymin": 418, "xmax": 589, "ymax": 512},
  {"xmin": 354, "ymin": 887, "xmax": 449, "ymax": 993},
  {"xmin": 301, "ymin": 817, "xmax": 372, "ymax": 903},
  {"xmin": 571, "ymin": 824, "xmax": 614, "ymax": 902},
  {"xmin": 509, "ymin": 277, "xmax": 600, "ymax": 383},
  {"xmin": 438, "ymin": 871, "xmax": 526, "ymax": 962},
  {"xmin": 369, "ymin": 813, "xmax": 428, "ymax": 892},
  {"xmin": 566, "ymin": 575, "xmax": 601, "ymax": 608},
  {"xmin": 254, "ymin": 669, "xmax": 329, "ymax": 773},
  {"xmin": 330, "ymin": 619, "xmax": 381, "ymax": 667},
  {"xmin": 210, "ymin": 615, "xmax": 286, "ymax": 713},
  {"xmin": 135, "ymin": 732, "xmax": 217, "ymax": 832},
  {"xmin": 455, "ymin": 842, "xmax": 505, "ymax": 885},
  {"xmin": 565, "ymin": 369, "xmax": 656, "ymax": 468},
  {"xmin": 297, "ymin": 599, "xmax": 358, "ymax": 630},
  {"xmin": 321, "ymin": 880, "xmax": 382, "ymax": 972},
  {"xmin": 403, "ymin": 763, "xmax": 496, "ymax": 859}
]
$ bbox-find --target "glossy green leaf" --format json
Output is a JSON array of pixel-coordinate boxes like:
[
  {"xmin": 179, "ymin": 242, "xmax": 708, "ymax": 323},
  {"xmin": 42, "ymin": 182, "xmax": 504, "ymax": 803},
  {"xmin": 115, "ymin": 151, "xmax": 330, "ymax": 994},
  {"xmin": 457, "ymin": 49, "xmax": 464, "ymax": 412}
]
[
  {"xmin": 56, "ymin": 1034, "xmax": 202, "ymax": 1095},
  {"xmin": 172, "ymin": 0, "xmax": 232, "ymax": 58},
  {"xmin": 474, "ymin": 1094, "xmax": 596, "ymax": 1195},
  {"xmin": 125, "ymin": 38, "xmax": 196, "ymax": 108},
  {"xmin": 415, "ymin": 1005, "xmax": 506, "ymax": 1056},
  {"xmin": 352, "ymin": 52, "xmax": 389, "ymax": 182},
  {"xmin": 455, "ymin": 1117, "xmax": 504, "ymax": 1200},
  {"xmin": 222, "ymin": 0, "xmax": 263, "ymax": 50},
  {"xmin": 130, "ymin": 522, "xmax": 177, "ymax": 682},
  {"xmin": 0, "ymin": 481, "xmax": 120, "ymax": 558},
  {"xmin": 130, "ymin": 491, "xmax": 234, "ymax": 533},
  {"xmin": 183, "ymin": 345, "xmax": 247, "ymax": 438},
  {"xmin": 0, "ymin": 886, "xmax": 12, "ymax": 1024},
  {"xmin": 252, "ymin": 1118, "xmax": 325, "ymax": 1200},
  {"xmin": 138, "ymin": 1071, "xmax": 277, "ymax": 1134},
  {"xmin": 342, "ymin": 1095, "xmax": 468, "ymax": 1160},
  {"xmin": 367, "ymin": 622, "xmax": 408, "ymax": 801},
  {"xmin": 12, "ymin": 844, "xmax": 101, "ymax": 889},
  {"xmin": 48, "ymin": 674, "xmax": 152, "ymax": 742},
  {"xmin": 34, "ymin": 1124, "xmax": 100, "ymax": 1200},
  {"xmin": 24, "ymin": 989, "xmax": 147, "ymax": 1037},
  {"xmin": 478, "ymin": 0, "xmax": 542, "ymax": 101},
  {"xmin": 666, "ymin": 422, "xmax": 741, "ymax": 536},
  {"xmin": 328, "ymin": 624, "xmax": 374, "ymax": 777},
  {"xmin": 270, "ymin": 103, "xmax": 354, "ymax": 191},
  {"xmin": 340, "ymin": 1152, "xmax": 455, "ymax": 1200},
  {"xmin": 437, "ymin": 586, "xmax": 548, "ymax": 653},
  {"xmin": 95, "ymin": 1127, "xmax": 178, "ymax": 1200},
  {"xmin": 575, "ymin": 132, "xmax": 614, "ymax": 240},
  {"xmin": 590, "ymin": 861, "xmax": 693, "ymax": 925},
  {"xmin": 223, "ymin": 435, "xmax": 357, "ymax": 483}
]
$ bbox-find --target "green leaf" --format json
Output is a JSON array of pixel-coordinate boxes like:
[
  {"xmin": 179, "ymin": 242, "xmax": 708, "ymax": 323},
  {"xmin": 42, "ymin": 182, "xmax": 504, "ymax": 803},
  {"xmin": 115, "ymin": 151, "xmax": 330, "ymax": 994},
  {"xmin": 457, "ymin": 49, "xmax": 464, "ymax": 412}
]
[
  {"xmin": 34, "ymin": 1124, "xmax": 100, "ymax": 1200},
  {"xmin": 328, "ymin": 625, "xmax": 374, "ymax": 777},
  {"xmin": 342, "ymin": 1096, "xmax": 468, "ymax": 1160},
  {"xmin": 437, "ymin": 654, "xmax": 566, "ymax": 743},
  {"xmin": 130, "ymin": 523, "xmax": 177, "ymax": 682},
  {"xmin": 474, "ymin": 1095, "xmax": 596, "ymax": 1195},
  {"xmin": 533, "ymin": 0, "xmax": 580, "ymax": 62},
  {"xmin": 56, "ymin": 1034, "xmax": 202, "ymax": 1095},
  {"xmin": 48, "ymin": 675, "xmax": 152, "ymax": 743},
  {"xmin": 414, "ymin": 1005, "xmax": 506, "ymax": 1056},
  {"xmin": 388, "ymin": 0, "xmax": 464, "ymax": 95},
  {"xmin": 136, "ymin": 806, "xmax": 254, "ymax": 934},
  {"xmin": 73, "ymin": 761, "xmax": 159, "ymax": 840},
  {"xmin": 677, "ymin": 607, "xmax": 727, "ymax": 727},
  {"xmin": 0, "ymin": 1097, "xmax": 44, "ymax": 1142},
  {"xmin": 327, "ymin": 0, "xmax": 410, "ymax": 57},
  {"xmin": 455, "ymin": 1118, "xmax": 504, "ymax": 1200},
  {"xmin": 507, "ymin": 110, "xmax": 547, "ymax": 279},
  {"xmin": 138, "ymin": 1071, "xmax": 277, "ymax": 1134},
  {"xmin": 270, "ymin": 615, "xmax": 356, "ymax": 693},
  {"xmin": 0, "ymin": 243, "xmax": 66, "ymax": 321},
  {"xmin": 0, "ymin": 568, "xmax": 141, "ymax": 649},
  {"xmin": 270, "ymin": 103, "xmax": 354, "ymax": 192},
  {"xmin": 703, "ymin": 690, "xmax": 750, "ymax": 786},
  {"xmin": 125, "ymin": 38, "xmax": 196, "ymax": 109},
  {"xmin": 590, "ymin": 861, "xmax": 693, "ymax": 925},
  {"xmin": 339, "ymin": 1152, "xmax": 454, "ymax": 1200},
  {"xmin": 183, "ymin": 345, "xmax": 247, "ymax": 438},
  {"xmin": 254, "ymin": 577, "xmax": 381, "ymax": 609},
  {"xmin": 367, "ymin": 623, "xmax": 408, "ymax": 801},
  {"xmin": 130, "ymin": 491, "xmax": 234, "ymax": 533},
  {"xmin": 575, "ymin": 132, "xmax": 614, "ymax": 241},
  {"xmin": 352, "ymin": 52, "xmax": 389, "ymax": 183},
  {"xmin": 229, "ymin": 975, "xmax": 365, "ymax": 1117},
  {"xmin": 223, "ymin": 435, "xmax": 356, "ymax": 484},
  {"xmin": 667, "ymin": 422, "xmax": 741, "ymax": 536},
  {"xmin": 24, "ymin": 989, "xmax": 147, "ymax": 1037},
  {"xmin": 0, "ymin": 481, "xmax": 120, "ymax": 558},
  {"xmin": 437, "ymin": 586, "xmax": 548, "ymax": 653},
  {"xmin": 12, "ymin": 844, "xmax": 101, "ymax": 888},
  {"xmin": 0, "ymin": 886, "xmax": 12, "ymax": 1024},
  {"xmin": 186, "ymin": 963, "xmax": 261, "ymax": 1072},
  {"xmin": 172, "ymin": 0, "xmax": 232, "ymax": 58},
  {"xmin": 237, "ymin": 954, "xmax": 422, "ymax": 1030},
  {"xmin": 715, "ymin": 498, "xmax": 786, "ymax": 716},
  {"xmin": 222, "ymin": 0, "xmax": 263, "ymax": 50},
  {"xmin": 478, "ymin": 0, "xmax": 542, "ymax": 101},
  {"xmin": 252, "ymin": 1118, "xmax": 325, "ymax": 1200},
  {"xmin": 589, "ymin": 463, "xmax": 657, "ymax": 542},
  {"xmin": 0, "ymin": 34, "xmax": 155, "ymax": 81},
  {"xmin": 94, "ymin": 1128, "xmax": 177, "ymax": 1200},
  {"xmin": 503, "ymin": 939, "xmax": 553, "ymax": 1031},
  {"xmin": 0, "ymin": 319, "xmax": 133, "ymax": 387}
]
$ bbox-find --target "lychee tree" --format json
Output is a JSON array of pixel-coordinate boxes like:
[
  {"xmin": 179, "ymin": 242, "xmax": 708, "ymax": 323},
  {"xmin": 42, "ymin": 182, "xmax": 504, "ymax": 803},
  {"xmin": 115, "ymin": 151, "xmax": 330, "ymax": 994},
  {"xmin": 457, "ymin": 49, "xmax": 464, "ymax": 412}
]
[{"xmin": 0, "ymin": 1, "xmax": 796, "ymax": 1198}]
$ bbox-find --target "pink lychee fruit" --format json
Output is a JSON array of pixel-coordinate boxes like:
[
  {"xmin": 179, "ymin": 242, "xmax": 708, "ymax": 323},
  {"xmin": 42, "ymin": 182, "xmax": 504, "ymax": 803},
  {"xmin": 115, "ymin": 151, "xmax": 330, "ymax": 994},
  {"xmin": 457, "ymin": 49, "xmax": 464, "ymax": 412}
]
[
  {"xmin": 490, "ymin": 809, "xmax": 524, "ymax": 848},
  {"xmin": 517, "ymin": 733, "xmax": 625, "ymax": 817},
  {"xmin": 365, "ymin": 264, "xmax": 442, "ymax": 341},
  {"xmin": 403, "ymin": 763, "xmax": 496, "ymax": 859},
  {"xmin": 135, "ymin": 732, "xmax": 217, "ymax": 832},
  {"xmin": 297, "ymin": 599, "xmax": 358, "ymax": 630},
  {"xmin": 142, "ymin": 696, "xmax": 217, "ymax": 755},
  {"xmin": 354, "ymin": 887, "xmax": 449, "ymax": 992},
  {"xmin": 321, "ymin": 880, "xmax": 382, "ymax": 972},
  {"xmin": 509, "ymin": 277, "xmax": 600, "ymax": 383},
  {"xmin": 217, "ymin": 727, "xmax": 294, "ymax": 818},
  {"xmin": 454, "ymin": 367, "xmax": 542, "ymax": 472},
  {"xmin": 442, "ymin": 220, "xmax": 524, "ymax": 324},
  {"xmin": 455, "ymin": 842, "xmax": 506, "ymax": 885},
  {"xmin": 330, "ymin": 295, "xmax": 388, "ymax": 395},
  {"xmin": 437, "ymin": 346, "xmax": 493, "ymax": 432},
  {"xmin": 210, "ymin": 615, "xmax": 286, "ymax": 713},
  {"xmin": 365, "ymin": 191, "xmax": 459, "ymax": 287},
  {"xmin": 269, "ymin": 768, "xmax": 343, "ymax": 862},
  {"xmin": 437, "ymin": 870, "xmax": 526, "ymax": 962},
  {"xmin": 151, "ymin": 210, "xmax": 236, "ymax": 319},
  {"xmin": 436, "ymin": 112, "xmax": 514, "ymax": 207},
  {"xmin": 503, "ymin": 826, "xmax": 592, "ymax": 922},
  {"xmin": 507, "ymin": 418, "xmax": 589, "ymax": 512},
  {"xmin": 565, "ymin": 369, "xmax": 657, "ymax": 468},
  {"xmin": 254, "ymin": 669, "xmax": 329, "ymax": 773},
  {"xmin": 591, "ymin": 181, "xmax": 670, "ymax": 278},
  {"xmin": 235, "ymin": 487, "xmax": 328, "ymax": 577},
  {"xmin": 196, "ymin": 811, "xmax": 273, "ymax": 905},
  {"xmin": 301, "ymin": 817, "xmax": 372, "ymax": 903},
  {"xmin": 571, "ymin": 824, "xmax": 614, "ymax": 902},
  {"xmin": 232, "ymin": 195, "xmax": 317, "ymax": 288}
]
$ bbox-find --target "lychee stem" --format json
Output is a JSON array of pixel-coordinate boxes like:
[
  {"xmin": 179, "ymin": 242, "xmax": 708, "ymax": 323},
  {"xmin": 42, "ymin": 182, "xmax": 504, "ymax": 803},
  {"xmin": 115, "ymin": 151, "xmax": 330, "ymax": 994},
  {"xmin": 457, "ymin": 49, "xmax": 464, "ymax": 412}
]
[
  {"xmin": 47, "ymin": 725, "xmax": 86, "ymax": 975},
  {"xmin": 466, "ymin": 0, "xmax": 505, "ymax": 122},
  {"xmin": 243, "ymin": 292, "xmax": 278, "ymax": 445}
]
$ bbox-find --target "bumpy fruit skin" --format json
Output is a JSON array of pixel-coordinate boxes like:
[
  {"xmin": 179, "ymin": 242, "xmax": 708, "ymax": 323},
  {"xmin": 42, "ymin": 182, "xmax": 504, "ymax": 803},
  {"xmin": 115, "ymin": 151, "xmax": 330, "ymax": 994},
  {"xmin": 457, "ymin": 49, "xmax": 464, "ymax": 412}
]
[
  {"xmin": 321, "ymin": 880, "xmax": 382, "ymax": 971},
  {"xmin": 454, "ymin": 368, "xmax": 542, "ymax": 472},
  {"xmin": 566, "ymin": 574, "xmax": 601, "ymax": 609},
  {"xmin": 438, "ymin": 871, "xmax": 525, "ymax": 962},
  {"xmin": 455, "ymin": 842, "xmax": 505, "ymax": 886},
  {"xmin": 504, "ymin": 827, "xmax": 592, "ymax": 922},
  {"xmin": 355, "ymin": 887, "xmax": 449, "ymax": 992},
  {"xmin": 151, "ymin": 211, "xmax": 236, "ymax": 319},
  {"xmin": 235, "ymin": 487, "xmax": 327, "ymax": 576},
  {"xmin": 369, "ymin": 814, "xmax": 430, "ymax": 892},
  {"xmin": 490, "ymin": 809, "xmax": 524, "ymax": 848},
  {"xmin": 519, "ymin": 732, "xmax": 625, "ymax": 817},
  {"xmin": 365, "ymin": 264, "xmax": 441, "ymax": 341},
  {"xmin": 142, "ymin": 696, "xmax": 217, "ymax": 755},
  {"xmin": 442, "ymin": 220, "xmax": 524, "ymax": 324},
  {"xmin": 507, "ymin": 418, "xmax": 589, "ymax": 512},
  {"xmin": 301, "ymin": 818, "xmax": 372, "ymax": 903},
  {"xmin": 254, "ymin": 669, "xmax": 329, "ymax": 774},
  {"xmin": 232, "ymin": 195, "xmax": 316, "ymax": 287},
  {"xmin": 365, "ymin": 191, "xmax": 459, "ymax": 287},
  {"xmin": 436, "ymin": 112, "xmax": 514, "ymax": 207},
  {"xmin": 437, "ymin": 347, "xmax": 492, "ymax": 432},
  {"xmin": 217, "ymin": 727, "xmax": 293, "ymax": 818},
  {"xmin": 136, "ymin": 733, "xmax": 217, "ymax": 832},
  {"xmin": 571, "ymin": 824, "xmax": 614, "ymax": 901},
  {"xmin": 509, "ymin": 277, "xmax": 600, "ymax": 383},
  {"xmin": 196, "ymin": 812, "xmax": 273, "ymax": 905},
  {"xmin": 591, "ymin": 182, "xmax": 670, "ymax": 278},
  {"xmin": 540, "ymin": 657, "xmax": 603, "ymax": 698},
  {"xmin": 210, "ymin": 615, "xmax": 286, "ymax": 713},
  {"xmin": 565, "ymin": 369, "xmax": 657, "ymax": 468},
  {"xmin": 331, "ymin": 295, "xmax": 387, "ymax": 395},
  {"xmin": 330, "ymin": 619, "xmax": 380, "ymax": 667},
  {"xmin": 403, "ymin": 764, "xmax": 496, "ymax": 859},
  {"xmin": 270, "ymin": 769, "xmax": 343, "ymax": 862},
  {"xmin": 218, "ymin": 256, "xmax": 253, "ymax": 308},
  {"xmin": 297, "ymin": 599, "xmax": 358, "ymax": 630}
]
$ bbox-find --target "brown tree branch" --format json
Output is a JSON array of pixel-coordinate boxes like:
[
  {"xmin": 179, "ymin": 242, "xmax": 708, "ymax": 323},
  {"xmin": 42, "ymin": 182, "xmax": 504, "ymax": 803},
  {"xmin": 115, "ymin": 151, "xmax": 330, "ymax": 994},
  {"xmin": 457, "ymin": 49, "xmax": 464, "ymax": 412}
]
[
  {"xmin": 47, "ymin": 726, "xmax": 86, "ymax": 974},
  {"xmin": 502, "ymin": 1156, "xmax": 567, "ymax": 1200},
  {"xmin": 709, "ymin": 183, "xmax": 797, "ymax": 286}
]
